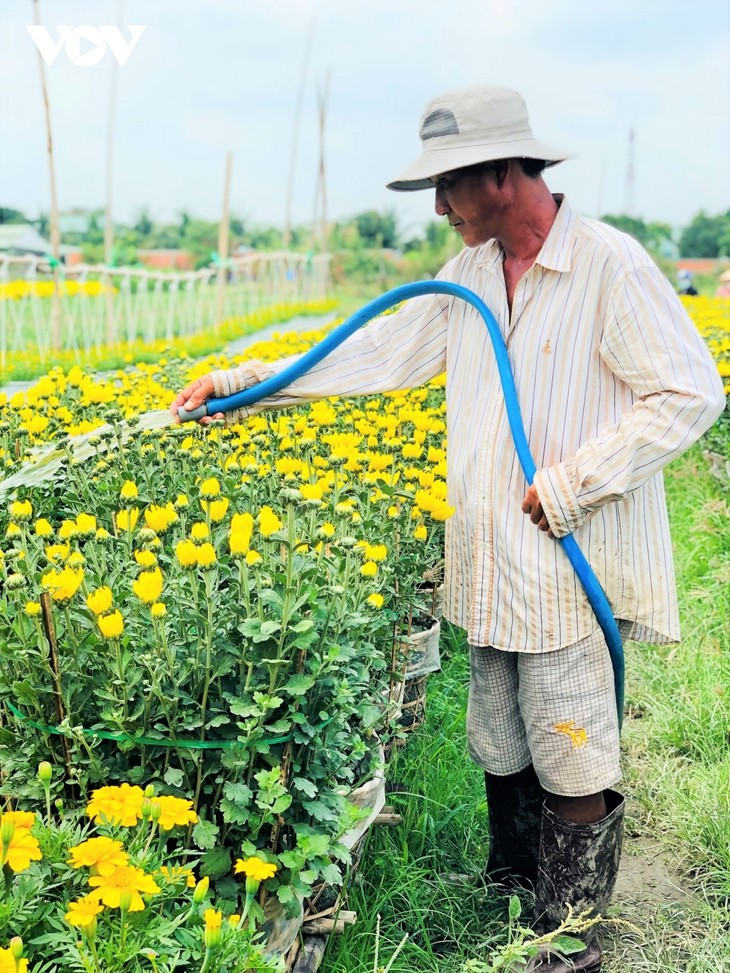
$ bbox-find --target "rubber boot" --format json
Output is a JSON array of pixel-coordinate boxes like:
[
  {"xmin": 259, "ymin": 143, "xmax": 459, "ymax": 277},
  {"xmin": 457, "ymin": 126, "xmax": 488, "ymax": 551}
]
[
  {"xmin": 484, "ymin": 764, "xmax": 546, "ymax": 888},
  {"xmin": 525, "ymin": 790, "xmax": 625, "ymax": 973}
]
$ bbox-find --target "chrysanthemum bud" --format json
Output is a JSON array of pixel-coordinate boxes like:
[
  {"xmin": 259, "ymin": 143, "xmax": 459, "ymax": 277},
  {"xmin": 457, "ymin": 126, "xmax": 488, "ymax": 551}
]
[
  {"xmin": 9, "ymin": 936, "xmax": 23, "ymax": 960},
  {"xmin": 37, "ymin": 761, "xmax": 52, "ymax": 783},
  {"xmin": 193, "ymin": 876, "xmax": 209, "ymax": 902},
  {"xmin": 118, "ymin": 888, "xmax": 133, "ymax": 913}
]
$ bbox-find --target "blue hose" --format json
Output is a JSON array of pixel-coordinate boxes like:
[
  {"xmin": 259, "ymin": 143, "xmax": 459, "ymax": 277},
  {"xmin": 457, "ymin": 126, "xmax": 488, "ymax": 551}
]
[{"xmin": 178, "ymin": 281, "xmax": 625, "ymax": 726}]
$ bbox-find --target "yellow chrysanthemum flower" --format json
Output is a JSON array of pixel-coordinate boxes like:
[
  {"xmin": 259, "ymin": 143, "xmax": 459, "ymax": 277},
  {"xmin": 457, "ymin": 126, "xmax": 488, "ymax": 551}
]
[
  {"xmin": 132, "ymin": 568, "xmax": 163, "ymax": 605},
  {"xmin": 86, "ymin": 587, "xmax": 113, "ymax": 616},
  {"xmin": 98, "ymin": 610, "xmax": 124, "ymax": 639},
  {"xmin": 175, "ymin": 539, "xmax": 199, "ymax": 568},
  {"xmin": 258, "ymin": 505, "xmax": 283, "ymax": 537},
  {"xmin": 120, "ymin": 481, "xmax": 138, "ymax": 500}
]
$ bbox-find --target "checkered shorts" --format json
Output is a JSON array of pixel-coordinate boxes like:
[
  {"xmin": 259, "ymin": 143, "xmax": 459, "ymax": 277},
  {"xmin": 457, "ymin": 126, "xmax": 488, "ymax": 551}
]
[{"xmin": 466, "ymin": 624, "xmax": 630, "ymax": 797}]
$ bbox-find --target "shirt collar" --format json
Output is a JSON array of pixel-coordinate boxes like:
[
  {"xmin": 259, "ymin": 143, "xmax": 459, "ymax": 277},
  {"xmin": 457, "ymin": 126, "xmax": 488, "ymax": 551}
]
[{"xmin": 475, "ymin": 194, "xmax": 577, "ymax": 274}]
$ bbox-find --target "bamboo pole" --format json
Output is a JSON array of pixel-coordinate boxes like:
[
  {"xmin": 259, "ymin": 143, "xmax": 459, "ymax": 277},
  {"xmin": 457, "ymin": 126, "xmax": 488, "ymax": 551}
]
[
  {"xmin": 33, "ymin": 0, "xmax": 61, "ymax": 350},
  {"xmin": 283, "ymin": 21, "xmax": 314, "ymax": 248},
  {"xmin": 215, "ymin": 151, "xmax": 233, "ymax": 329},
  {"xmin": 39, "ymin": 592, "xmax": 76, "ymax": 799}
]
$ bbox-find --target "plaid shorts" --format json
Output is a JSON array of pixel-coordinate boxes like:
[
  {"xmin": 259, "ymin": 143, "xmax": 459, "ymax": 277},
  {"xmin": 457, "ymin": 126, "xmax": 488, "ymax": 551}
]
[{"xmin": 466, "ymin": 624, "xmax": 629, "ymax": 797}]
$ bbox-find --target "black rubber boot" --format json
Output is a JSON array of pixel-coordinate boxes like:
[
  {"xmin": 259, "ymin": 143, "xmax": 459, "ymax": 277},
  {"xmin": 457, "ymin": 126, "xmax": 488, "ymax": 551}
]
[
  {"xmin": 526, "ymin": 790, "xmax": 625, "ymax": 973},
  {"xmin": 484, "ymin": 764, "xmax": 546, "ymax": 888}
]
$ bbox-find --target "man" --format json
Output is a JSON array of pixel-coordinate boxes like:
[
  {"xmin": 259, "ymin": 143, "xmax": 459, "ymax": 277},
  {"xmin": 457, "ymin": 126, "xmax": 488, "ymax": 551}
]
[{"xmin": 174, "ymin": 86, "xmax": 725, "ymax": 971}]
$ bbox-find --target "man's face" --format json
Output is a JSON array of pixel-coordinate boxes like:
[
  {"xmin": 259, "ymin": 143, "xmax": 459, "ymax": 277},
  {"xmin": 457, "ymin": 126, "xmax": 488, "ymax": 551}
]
[{"xmin": 432, "ymin": 163, "xmax": 506, "ymax": 247}]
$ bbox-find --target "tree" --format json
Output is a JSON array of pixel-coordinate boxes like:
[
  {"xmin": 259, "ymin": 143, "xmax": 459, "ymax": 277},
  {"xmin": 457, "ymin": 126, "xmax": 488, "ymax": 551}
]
[
  {"xmin": 600, "ymin": 214, "xmax": 673, "ymax": 255},
  {"xmin": 134, "ymin": 208, "xmax": 154, "ymax": 239},
  {"xmin": 0, "ymin": 207, "xmax": 30, "ymax": 224},
  {"xmin": 679, "ymin": 209, "xmax": 730, "ymax": 258},
  {"xmin": 353, "ymin": 210, "xmax": 399, "ymax": 249}
]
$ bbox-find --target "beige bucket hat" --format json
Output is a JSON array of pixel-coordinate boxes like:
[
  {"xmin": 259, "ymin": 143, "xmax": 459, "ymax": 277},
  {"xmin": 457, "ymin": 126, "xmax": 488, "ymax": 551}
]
[{"xmin": 387, "ymin": 85, "xmax": 569, "ymax": 192}]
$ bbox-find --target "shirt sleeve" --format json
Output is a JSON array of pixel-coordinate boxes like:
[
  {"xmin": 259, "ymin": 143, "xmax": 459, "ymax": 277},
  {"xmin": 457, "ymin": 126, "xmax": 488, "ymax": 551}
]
[
  {"xmin": 533, "ymin": 265, "xmax": 726, "ymax": 538},
  {"xmin": 209, "ymin": 287, "xmax": 450, "ymax": 424}
]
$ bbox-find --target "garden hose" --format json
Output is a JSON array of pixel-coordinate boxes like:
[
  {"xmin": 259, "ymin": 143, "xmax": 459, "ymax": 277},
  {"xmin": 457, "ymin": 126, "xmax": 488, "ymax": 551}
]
[{"xmin": 177, "ymin": 281, "xmax": 625, "ymax": 726}]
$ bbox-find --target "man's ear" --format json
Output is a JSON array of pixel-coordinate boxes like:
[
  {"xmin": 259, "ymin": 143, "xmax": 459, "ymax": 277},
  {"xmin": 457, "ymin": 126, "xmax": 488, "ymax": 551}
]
[{"xmin": 493, "ymin": 159, "xmax": 510, "ymax": 186}]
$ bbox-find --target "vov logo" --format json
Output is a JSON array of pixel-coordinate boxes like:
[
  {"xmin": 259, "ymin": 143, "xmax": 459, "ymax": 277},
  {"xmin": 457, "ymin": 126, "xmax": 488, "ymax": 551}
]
[{"xmin": 26, "ymin": 25, "xmax": 145, "ymax": 67}]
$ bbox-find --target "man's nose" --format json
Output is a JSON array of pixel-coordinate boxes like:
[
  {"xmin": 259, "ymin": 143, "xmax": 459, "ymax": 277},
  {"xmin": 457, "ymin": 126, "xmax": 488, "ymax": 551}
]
[{"xmin": 434, "ymin": 187, "xmax": 450, "ymax": 216}]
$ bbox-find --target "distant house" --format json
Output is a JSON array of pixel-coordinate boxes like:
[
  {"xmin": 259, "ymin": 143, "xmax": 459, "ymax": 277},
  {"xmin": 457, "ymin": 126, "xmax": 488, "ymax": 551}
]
[
  {"xmin": 136, "ymin": 249, "xmax": 193, "ymax": 271},
  {"xmin": 0, "ymin": 223, "xmax": 82, "ymax": 266},
  {"xmin": 675, "ymin": 258, "xmax": 719, "ymax": 275}
]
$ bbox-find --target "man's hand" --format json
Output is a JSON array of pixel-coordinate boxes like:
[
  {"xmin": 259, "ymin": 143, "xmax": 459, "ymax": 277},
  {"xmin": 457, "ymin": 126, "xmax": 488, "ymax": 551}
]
[
  {"xmin": 171, "ymin": 375, "xmax": 225, "ymax": 425},
  {"xmin": 521, "ymin": 485, "xmax": 554, "ymax": 537}
]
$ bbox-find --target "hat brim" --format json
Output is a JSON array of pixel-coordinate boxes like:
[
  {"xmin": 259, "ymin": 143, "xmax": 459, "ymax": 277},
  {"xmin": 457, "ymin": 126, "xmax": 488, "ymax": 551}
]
[{"xmin": 386, "ymin": 138, "xmax": 570, "ymax": 192}]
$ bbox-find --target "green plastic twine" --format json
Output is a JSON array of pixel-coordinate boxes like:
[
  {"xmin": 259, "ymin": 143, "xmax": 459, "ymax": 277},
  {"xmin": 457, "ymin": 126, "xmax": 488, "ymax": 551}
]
[{"xmin": 5, "ymin": 700, "xmax": 332, "ymax": 750}]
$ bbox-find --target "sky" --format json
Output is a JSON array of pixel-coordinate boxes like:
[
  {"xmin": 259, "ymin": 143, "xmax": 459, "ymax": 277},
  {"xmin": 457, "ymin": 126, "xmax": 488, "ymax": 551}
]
[{"xmin": 1, "ymin": 0, "xmax": 729, "ymax": 238}]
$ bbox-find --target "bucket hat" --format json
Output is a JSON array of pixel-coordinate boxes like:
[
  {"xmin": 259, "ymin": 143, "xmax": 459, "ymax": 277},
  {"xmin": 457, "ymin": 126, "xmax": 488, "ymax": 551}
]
[{"xmin": 387, "ymin": 85, "xmax": 569, "ymax": 192}]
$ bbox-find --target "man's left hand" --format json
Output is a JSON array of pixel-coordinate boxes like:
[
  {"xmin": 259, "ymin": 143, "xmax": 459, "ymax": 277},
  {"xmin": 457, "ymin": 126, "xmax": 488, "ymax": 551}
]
[{"xmin": 522, "ymin": 485, "xmax": 554, "ymax": 537}]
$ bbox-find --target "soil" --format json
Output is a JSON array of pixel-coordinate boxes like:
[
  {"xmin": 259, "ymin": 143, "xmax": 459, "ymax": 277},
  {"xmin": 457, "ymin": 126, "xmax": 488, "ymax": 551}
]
[{"xmin": 615, "ymin": 831, "xmax": 692, "ymax": 910}]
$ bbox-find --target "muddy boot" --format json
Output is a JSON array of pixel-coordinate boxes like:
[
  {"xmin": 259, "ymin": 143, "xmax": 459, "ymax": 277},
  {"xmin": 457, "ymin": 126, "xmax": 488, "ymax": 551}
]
[
  {"xmin": 526, "ymin": 790, "xmax": 624, "ymax": 972},
  {"xmin": 484, "ymin": 764, "xmax": 546, "ymax": 888}
]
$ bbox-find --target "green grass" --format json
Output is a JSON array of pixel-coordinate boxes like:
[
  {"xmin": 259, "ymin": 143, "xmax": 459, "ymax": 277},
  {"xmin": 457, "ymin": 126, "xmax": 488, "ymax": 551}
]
[{"xmin": 321, "ymin": 445, "xmax": 730, "ymax": 973}]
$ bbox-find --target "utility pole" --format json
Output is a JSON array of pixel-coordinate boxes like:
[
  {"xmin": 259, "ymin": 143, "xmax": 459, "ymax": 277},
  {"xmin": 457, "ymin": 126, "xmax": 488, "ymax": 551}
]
[
  {"xmin": 283, "ymin": 22, "xmax": 314, "ymax": 248},
  {"xmin": 104, "ymin": 0, "xmax": 125, "ymax": 345}
]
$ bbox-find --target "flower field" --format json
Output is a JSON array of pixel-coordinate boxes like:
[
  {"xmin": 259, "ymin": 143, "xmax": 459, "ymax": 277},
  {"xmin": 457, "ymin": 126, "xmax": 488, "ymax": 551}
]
[{"xmin": 0, "ymin": 297, "xmax": 726, "ymax": 971}]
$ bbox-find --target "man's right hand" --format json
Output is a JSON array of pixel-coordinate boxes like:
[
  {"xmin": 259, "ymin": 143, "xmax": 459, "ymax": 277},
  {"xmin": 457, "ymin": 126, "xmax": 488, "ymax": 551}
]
[{"xmin": 171, "ymin": 374, "xmax": 226, "ymax": 425}]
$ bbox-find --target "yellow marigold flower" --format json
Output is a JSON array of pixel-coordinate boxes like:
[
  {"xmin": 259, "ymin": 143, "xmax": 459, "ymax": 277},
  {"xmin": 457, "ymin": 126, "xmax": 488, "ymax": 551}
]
[
  {"xmin": 200, "ymin": 477, "xmax": 221, "ymax": 499},
  {"xmin": 134, "ymin": 550, "xmax": 157, "ymax": 568},
  {"xmin": 65, "ymin": 894, "xmax": 104, "ymax": 929},
  {"xmin": 205, "ymin": 907, "xmax": 222, "ymax": 930},
  {"xmin": 2, "ymin": 811, "xmax": 35, "ymax": 832},
  {"xmin": 0, "ymin": 823, "xmax": 42, "ymax": 873},
  {"xmin": 115, "ymin": 508, "xmax": 139, "ymax": 532},
  {"xmin": 132, "ymin": 568, "xmax": 163, "ymax": 605},
  {"xmin": 258, "ymin": 505, "xmax": 283, "ymax": 538},
  {"xmin": 41, "ymin": 566, "xmax": 83, "ymax": 603},
  {"xmin": 9, "ymin": 499, "xmax": 32, "ymax": 521},
  {"xmin": 88, "ymin": 864, "xmax": 160, "ymax": 912},
  {"xmin": 144, "ymin": 503, "xmax": 178, "ymax": 533},
  {"xmin": 68, "ymin": 836, "xmax": 129, "ymax": 876},
  {"xmin": 228, "ymin": 913, "xmax": 241, "ymax": 926},
  {"xmin": 86, "ymin": 587, "xmax": 113, "ymax": 615},
  {"xmin": 98, "ymin": 610, "xmax": 124, "ymax": 639},
  {"xmin": 176, "ymin": 538, "xmax": 199, "ymax": 568},
  {"xmin": 245, "ymin": 550, "xmax": 262, "ymax": 566},
  {"xmin": 75, "ymin": 513, "xmax": 97, "ymax": 536},
  {"xmin": 413, "ymin": 524, "xmax": 428, "ymax": 541},
  {"xmin": 366, "ymin": 593, "xmax": 384, "ymax": 609},
  {"xmin": 234, "ymin": 856, "xmax": 278, "ymax": 882},
  {"xmin": 150, "ymin": 601, "xmax": 166, "ymax": 618},
  {"xmin": 190, "ymin": 521, "xmax": 209, "ymax": 542},
  {"xmin": 154, "ymin": 795, "xmax": 198, "ymax": 831},
  {"xmin": 24, "ymin": 601, "xmax": 41, "ymax": 617},
  {"xmin": 196, "ymin": 542, "xmax": 217, "ymax": 568},
  {"xmin": 86, "ymin": 783, "xmax": 144, "ymax": 827},
  {"xmin": 34, "ymin": 518, "xmax": 53, "ymax": 537},
  {"xmin": 360, "ymin": 561, "xmax": 378, "ymax": 578},
  {"xmin": 120, "ymin": 481, "xmax": 138, "ymax": 500},
  {"xmin": 203, "ymin": 497, "xmax": 230, "ymax": 522}
]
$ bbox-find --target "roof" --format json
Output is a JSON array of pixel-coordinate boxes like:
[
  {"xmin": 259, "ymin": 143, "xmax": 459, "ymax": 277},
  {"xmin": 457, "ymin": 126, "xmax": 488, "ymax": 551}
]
[{"xmin": 0, "ymin": 223, "xmax": 52, "ymax": 254}]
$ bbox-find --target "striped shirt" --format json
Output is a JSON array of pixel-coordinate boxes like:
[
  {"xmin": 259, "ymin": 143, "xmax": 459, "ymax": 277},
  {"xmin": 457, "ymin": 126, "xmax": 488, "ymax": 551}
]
[{"xmin": 212, "ymin": 196, "xmax": 725, "ymax": 652}]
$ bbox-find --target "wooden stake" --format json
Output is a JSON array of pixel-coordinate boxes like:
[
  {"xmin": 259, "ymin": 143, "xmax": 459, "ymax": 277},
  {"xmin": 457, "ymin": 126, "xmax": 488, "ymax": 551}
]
[
  {"xmin": 104, "ymin": 0, "xmax": 125, "ymax": 346},
  {"xmin": 40, "ymin": 592, "xmax": 75, "ymax": 797},
  {"xmin": 291, "ymin": 935, "xmax": 327, "ymax": 972}
]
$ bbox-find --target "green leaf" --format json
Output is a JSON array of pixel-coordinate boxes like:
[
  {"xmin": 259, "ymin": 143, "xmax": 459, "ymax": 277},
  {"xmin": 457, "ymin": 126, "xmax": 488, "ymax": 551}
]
[
  {"xmin": 292, "ymin": 777, "xmax": 317, "ymax": 798},
  {"xmin": 277, "ymin": 885, "xmax": 295, "ymax": 906},
  {"xmin": 550, "ymin": 935, "xmax": 586, "ymax": 955},
  {"xmin": 163, "ymin": 767, "xmax": 184, "ymax": 789},
  {"xmin": 281, "ymin": 674, "xmax": 315, "ymax": 696},
  {"xmin": 261, "ymin": 620, "xmax": 282, "ymax": 636},
  {"xmin": 272, "ymin": 793, "xmax": 293, "ymax": 814},
  {"xmin": 290, "ymin": 619, "xmax": 314, "ymax": 633},
  {"xmin": 192, "ymin": 817, "xmax": 219, "ymax": 850},
  {"xmin": 200, "ymin": 846, "xmax": 232, "ymax": 880}
]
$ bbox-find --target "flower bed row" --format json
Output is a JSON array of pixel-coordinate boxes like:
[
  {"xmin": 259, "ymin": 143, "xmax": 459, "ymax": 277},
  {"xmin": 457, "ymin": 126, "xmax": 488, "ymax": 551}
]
[{"xmin": 0, "ymin": 323, "xmax": 450, "ymax": 969}]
